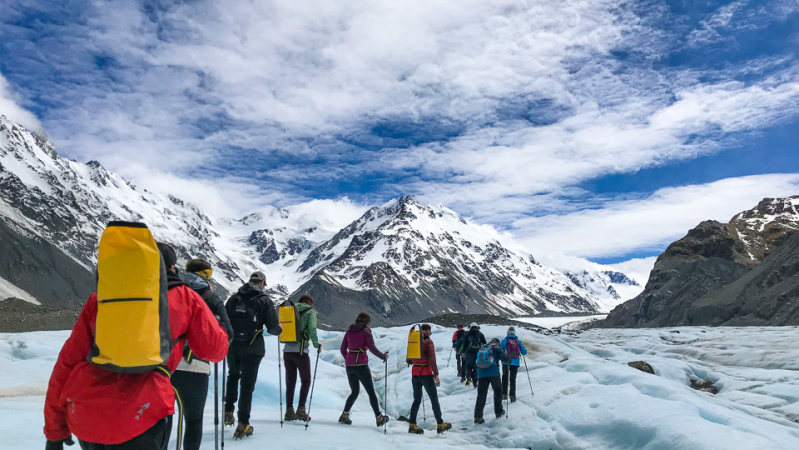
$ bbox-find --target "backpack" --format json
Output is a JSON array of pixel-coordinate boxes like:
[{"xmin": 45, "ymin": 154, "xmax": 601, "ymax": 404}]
[
  {"xmin": 467, "ymin": 333, "xmax": 482, "ymax": 352},
  {"xmin": 505, "ymin": 337, "xmax": 521, "ymax": 359},
  {"xmin": 278, "ymin": 300, "xmax": 313, "ymax": 344},
  {"xmin": 476, "ymin": 344, "xmax": 496, "ymax": 369},
  {"xmin": 228, "ymin": 293, "xmax": 260, "ymax": 344},
  {"xmin": 406, "ymin": 324, "xmax": 425, "ymax": 362},
  {"xmin": 89, "ymin": 222, "xmax": 171, "ymax": 374}
]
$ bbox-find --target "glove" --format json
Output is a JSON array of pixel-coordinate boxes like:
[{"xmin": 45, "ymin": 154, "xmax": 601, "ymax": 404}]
[{"xmin": 45, "ymin": 437, "xmax": 74, "ymax": 450}]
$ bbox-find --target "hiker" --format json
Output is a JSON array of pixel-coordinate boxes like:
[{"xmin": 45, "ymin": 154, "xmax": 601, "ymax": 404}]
[
  {"xmin": 500, "ymin": 326, "xmax": 528, "ymax": 403},
  {"xmin": 339, "ymin": 312, "xmax": 390, "ymax": 427},
  {"xmin": 452, "ymin": 324, "xmax": 465, "ymax": 381},
  {"xmin": 44, "ymin": 241, "xmax": 229, "ymax": 449},
  {"xmin": 454, "ymin": 322, "xmax": 486, "ymax": 387},
  {"xmin": 474, "ymin": 338, "xmax": 510, "ymax": 424},
  {"xmin": 406, "ymin": 324, "xmax": 452, "ymax": 435},
  {"xmin": 283, "ymin": 294, "xmax": 322, "ymax": 422},
  {"xmin": 225, "ymin": 271, "xmax": 282, "ymax": 440},
  {"xmin": 171, "ymin": 258, "xmax": 234, "ymax": 450}
]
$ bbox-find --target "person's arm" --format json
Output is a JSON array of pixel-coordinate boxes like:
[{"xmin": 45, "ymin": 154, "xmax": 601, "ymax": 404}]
[
  {"xmin": 44, "ymin": 296, "xmax": 96, "ymax": 442},
  {"xmin": 495, "ymin": 346, "xmax": 510, "ymax": 364},
  {"xmin": 183, "ymin": 288, "xmax": 229, "ymax": 363},
  {"xmin": 364, "ymin": 328, "xmax": 387, "ymax": 361},
  {"xmin": 306, "ymin": 310, "xmax": 320, "ymax": 349},
  {"xmin": 480, "ymin": 333, "xmax": 487, "ymax": 345},
  {"xmin": 205, "ymin": 290, "xmax": 233, "ymax": 342},
  {"xmin": 340, "ymin": 332, "xmax": 348, "ymax": 359},
  {"xmin": 261, "ymin": 296, "xmax": 282, "ymax": 336},
  {"xmin": 500, "ymin": 337, "xmax": 508, "ymax": 351},
  {"xmin": 427, "ymin": 339, "xmax": 438, "ymax": 377}
]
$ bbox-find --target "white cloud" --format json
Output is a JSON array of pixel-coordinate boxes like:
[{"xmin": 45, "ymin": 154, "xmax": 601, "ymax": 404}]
[
  {"xmin": 0, "ymin": 73, "xmax": 41, "ymax": 131},
  {"xmin": 607, "ymin": 257, "xmax": 658, "ymax": 287},
  {"xmin": 512, "ymin": 174, "xmax": 799, "ymax": 259}
]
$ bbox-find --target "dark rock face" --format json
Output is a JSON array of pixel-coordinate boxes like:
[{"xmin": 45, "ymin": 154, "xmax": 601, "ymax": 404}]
[
  {"xmin": 606, "ymin": 197, "xmax": 799, "ymax": 328},
  {"xmin": 628, "ymin": 361, "xmax": 655, "ymax": 374}
]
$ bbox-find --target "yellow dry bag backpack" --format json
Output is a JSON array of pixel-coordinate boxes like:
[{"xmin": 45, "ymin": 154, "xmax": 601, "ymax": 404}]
[
  {"xmin": 406, "ymin": 324, "xmax": 425, "ymax": 362},
  {"xmin": 88, "ymin": 221, "xmax": 171, "ymax": 373},
  {"xmin": 278, "ymin": 300, "xmax": 302, "ymax": 343}
]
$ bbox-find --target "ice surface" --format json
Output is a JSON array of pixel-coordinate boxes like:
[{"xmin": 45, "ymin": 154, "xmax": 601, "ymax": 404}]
[{"xmin": 2, "ymin": 326, "xmax": 798, "ymax": 449}]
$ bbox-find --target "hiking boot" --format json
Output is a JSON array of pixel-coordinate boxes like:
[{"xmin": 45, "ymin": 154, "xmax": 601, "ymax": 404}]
[
  {"xmin": 510, "ymin": 396, "xmax": 516, "ymax": 403},
  {"xmin": 376, "ymin": 414, "xmax": 390, "ymax": 427},
  {"xmin": 474, "ymin": 417, "xmax": 485, "ymax": 425},
  {"xmin": 338, "ymin": 411, "xmax": 351, "ymax": 425},
  {"xmin": 295, "ymin": 406, "xmax": 311, "ymax": 422},
  {"xmin": 233, "ymin": 422, "xmax": 253, "ymax": 439},
  {"xmin": 465, "ymin": 380, "xmax": 471, "ymax": 386},
  {"xmin": 496, "ymin": 410, "xmax": 505, "ymax": 419},
  {"xmin": 284, "ymin": 406, "xmax": 296, "ymax": 421},
  {"xmin": 224, "ymin": 411, "xmax": 235, "ymax": 427},
  {"xmin": 408, "ymin": 424, "xmax": 424, "ymax": 435},
  {"xmin": 437, "ymin": 422, "xmax": 452, "ymax": 434}
]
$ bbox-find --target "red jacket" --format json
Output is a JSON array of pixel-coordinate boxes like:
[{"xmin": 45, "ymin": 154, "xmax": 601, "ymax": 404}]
[
  {"xmin": 406, "ymin": 332, "xmax": 438, "ymax": 377},
  {"xmin": 44, "ymin": 286, "xmax": 229, "ymax": 444}
]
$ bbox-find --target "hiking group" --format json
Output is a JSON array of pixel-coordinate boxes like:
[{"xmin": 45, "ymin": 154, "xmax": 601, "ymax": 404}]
[{"xmin": 43, "ymin": 221, "xmax": 534, "ymax": 450}]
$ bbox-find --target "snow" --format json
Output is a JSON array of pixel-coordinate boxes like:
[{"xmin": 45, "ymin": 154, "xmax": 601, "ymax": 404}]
[
  {"xmin": 514, "ymin": 315, "xmax": 607, "ymax": 330},
  {"xmin": 0, "ymin": 275, "xmax": 39, "ymax": 304},
  {"xmin": 3, "ymin": 325, "xmax": 799, "ymax": 449}
]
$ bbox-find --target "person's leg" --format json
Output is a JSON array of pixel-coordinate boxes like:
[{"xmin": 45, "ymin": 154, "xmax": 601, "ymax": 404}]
[
  {"xmin": 284, "ymin": 353, "xmax": 298, "ymax": 409},
  {"xmin": 225, "ymin": 350, "xmax": 241, "ymax": 413},
  {"xmin": 297, "ymin": 353, "xmax": 312, "ymax": 408},
  {"xmin": 421, "ymin": 375, "xmax": 443, "ymax": 424},
  {"xmin": 509, "ymin": 365, "xmax": 519, "ymax": 399},
  {"xmin": 474, "ymin": 377, "xmax": 489, "ymax": 419},
  {"xmin": 343, "ymin": 366, "xmax": 361, "ymax": 412},
  {"xmin": 355, "ymin": 365, "xmax": 382, "ymax": 416},
  {"xmin": 79, "ymin": 416, "xmax": 170, "ymax": 450},
  {"xmin": 502, "ymin": 364, "xmax": 509, "ymax": 396},
  {"xmin": 409, "ymin": 375, "xmax": 423, "ymax": 424},
  {"xmin": 237, "ymin": 356, "xmax": 263, "ymax": 424},
  {"xmin": 491, "ymin": 376, "xmax": 503, "ymax": 415},
  {"xmin": 456, "ymin": 352, "xmax": 463, "ymax": 378},
  {"xmin": 469, "ymin": 355, "xmax": 478, "ymax": 384},
  {"xmin": 171, "ymin": 371, "xmax": 209, "ymax": 450}
]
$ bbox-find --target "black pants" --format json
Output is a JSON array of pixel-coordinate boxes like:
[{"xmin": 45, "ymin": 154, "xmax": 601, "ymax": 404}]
[
  {"xmin": 464, "ymin": 352, "xmax": 478, "ymax": 383},
  {"xmin": 79, "ymin": 416, "xmax": 170, "ymax": 449},
  {"xmin": 284, "ymin": 352, "xmax": 311, "ymax": 409},
  {"xmin": 502, "ymin": 364, "xmax": 519, "ymax": 398},
  {"xmin": 456, "ymin": 352, "xmax": 464, "ymax": 378},
  {"xmin": 343, "ymin": 365, "xmax": 382, "ymax": 416},
  {"xmin": 225, "ymin": 348, "xmax": 263, "ymax": 424},
  {"xmin": 171, "ymin": 370, "xmax": 209, "ymax": 450},
  {"xmin": 474, "ymin": 376, "xmax": 503, "ymax": 419},
  {"xmin": 409, "ymin": 375, "xmax": 443, "ymax": 425}
]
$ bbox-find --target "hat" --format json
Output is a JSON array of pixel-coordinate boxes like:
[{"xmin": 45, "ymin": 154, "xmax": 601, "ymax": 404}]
[
  {"xmin": 507, "ymin": 326, "xmax": 516, "ymax": 335},
  {"xmin": 457, "ymin": 324, "xmax": 464, "ymax": 329},
  {"xmin": 469, "ymin": 322, "xmax": 479, "ymax": 329},
  {"xmin": 156, "ymin": 242, "xmax": 177, "ymax": 268},
  {"xmin": 250, "ymin": 271, "xmax": 266, "ymax": 283},
  {"xmin": 490, "ymin": 337, "xmax": 500, "ymax": 345}
]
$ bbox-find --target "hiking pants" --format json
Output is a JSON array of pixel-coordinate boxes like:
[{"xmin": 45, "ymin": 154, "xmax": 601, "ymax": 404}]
[
  {"xmin": 343, "ymin": 365, "xmax": 382, "ymax": 416},
  {"xmin": 171, "ymin": 370, "xmax": 209, "ymax": 450},
  {"xmin": 474, "ymin": 375, "xmax": 503, "ymax": 419},
  {"xmin": 78, "ymin": 416, "xmax": 170, "ymax": 450},
  {"xmin": 464, "ymin": 352, "xmax": 478, "ymax": 384},
  {"xmin": 456, "ymin": 352, "xmax": 464, "ymax": 379},
  {"xmin": 502, "ymin": 364, "xmax": 519, "ymax": 398},
  {"xmin": 284, "ymin": 351, "xmax": 311, "ymax": 409},
  {"xmin": 410, "ymin": 375, "xmax": 443, "ymax": 425},
  {"xmin": 225, "ymin": 349, "xmax": 263, "ymax": 424}
]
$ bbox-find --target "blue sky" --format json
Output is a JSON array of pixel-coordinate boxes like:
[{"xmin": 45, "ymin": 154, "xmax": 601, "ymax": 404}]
[{"xmin": 1, "ymin": 0, "xmax": 798, "ymax": 272}]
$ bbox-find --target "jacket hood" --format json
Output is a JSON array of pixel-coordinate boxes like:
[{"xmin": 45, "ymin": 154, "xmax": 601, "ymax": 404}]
[
  {"xmin": 183, "ymin": 272, "xmax": 210, "ymax": 292},
  {"xmin": 296, "ymin": 302, "xmax": 313, "ymax": 313},
  {"xmin": 238, "ymin": 281, "xmax": 263, "ymax": 297},
  {"xmin": 348, "ymin": 322, "xmax": 368, "ymax": 333},
  {"xmin": 506, "ymin": 334, "xmax": 519, "ymax": 339}
]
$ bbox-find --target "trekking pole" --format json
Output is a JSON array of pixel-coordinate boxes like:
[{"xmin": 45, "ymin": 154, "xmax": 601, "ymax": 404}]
[
  {"xmin": 278, "ymin": 340, "xmax": 284, "ymax": 428},
  {"xmin": 214, "ymin": 363, "xmax": 219, "ymax": 450},
  {"xmin": 447, "ymin": 347, "xmax": 453, "ymax": 367},
  {"xmin": 221, "ymin": 358, "xmax": 226, "ymax": 450},
  {"xmin": 383, "ymin": 358, "xmax": 388, "ymax": 436},
  {"xmin": 522, "ymin": 355, "xmax": 534, "ymax": 397},
  {"xmin": 305, "ymin": 349, "xmax": 321, "ymax": 431},
  {"xmin": 422, "ymin": 395, "xmax": 426, "ymax": 422}
]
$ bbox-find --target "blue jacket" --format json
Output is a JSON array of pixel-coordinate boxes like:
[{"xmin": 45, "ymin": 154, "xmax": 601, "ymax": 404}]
[
  {"xmin": 500, "ymin": 334, "xmax": 528, "ymax": 367},
  {"xmin": 476, "ymin": 344, "xmax": 509, "ymax": 379}
]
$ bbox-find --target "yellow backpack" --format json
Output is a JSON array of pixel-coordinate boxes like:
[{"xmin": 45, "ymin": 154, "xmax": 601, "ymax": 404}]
[
  {"xmin": 406, "ymin": 324, "xmax": 425, "ymax": 362},
  {"xmin": 88, "ymin": 222, "xmax": 171, "ymax": 373},
  {"xmin": 278, "ymin": 300, "xmax": 301, "ymax": 343}
]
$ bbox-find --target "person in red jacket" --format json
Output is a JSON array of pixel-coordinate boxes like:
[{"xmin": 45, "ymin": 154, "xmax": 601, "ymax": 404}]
[
  {"xmin": 405, "ymin": 324, "xmax": 452, "ymax": 435},
  {"xmin": 43, "ymin": 243, "xmax": 229, "ymax": 450}
]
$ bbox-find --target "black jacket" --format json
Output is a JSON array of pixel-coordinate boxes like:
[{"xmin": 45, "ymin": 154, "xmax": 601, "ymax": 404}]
[
  {"xmin": 226, "ymin": 281, "xmax": 281, "ymax": 357},
  {"xmin": 455, "ymin": 329, "xmax": 486, "ymax": 355}
]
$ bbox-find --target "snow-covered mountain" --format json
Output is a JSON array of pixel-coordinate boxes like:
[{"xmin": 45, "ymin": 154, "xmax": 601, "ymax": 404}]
[{"xmin": 0, "ymin": 116, "xmax": 636, "ymax": 326}]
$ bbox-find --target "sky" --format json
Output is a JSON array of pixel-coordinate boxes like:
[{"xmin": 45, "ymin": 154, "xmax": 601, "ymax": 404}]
[{"xmin": 1, "ymin": 0, "xmax": 798, "ymax": 276}]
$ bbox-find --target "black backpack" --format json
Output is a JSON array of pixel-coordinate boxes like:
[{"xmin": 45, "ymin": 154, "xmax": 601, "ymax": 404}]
[
  {"xmin": 228, "ymin": 293, "xmax": 260, "ymax": 343},
  {"xmin": 467, "ymin": 333, "xmax": 482, "ymax": 352}
]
